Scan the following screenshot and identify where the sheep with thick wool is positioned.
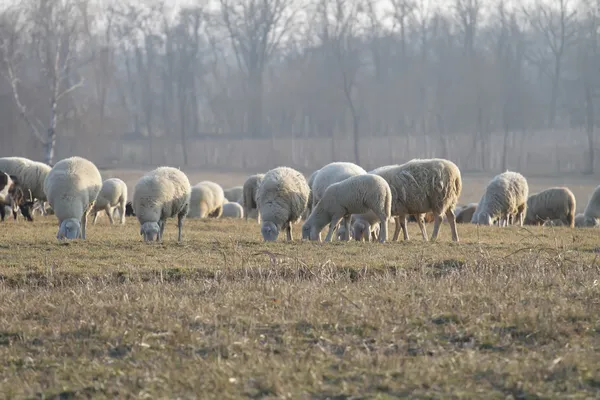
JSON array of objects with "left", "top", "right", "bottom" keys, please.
[
  {"left": 351, "top": 210, "right": 382, "bottom": 242},
  {"left": 44, "top": 157, "right": 102, "bottom": 240},
  {"left": 455, "top": 203, "right": 478, "bottom": 223},
  {"left": 188, "top": 181, "right": 225, "bottom": 218},
  {"left": 224, "top": 186, "right": 243, "bottom": 203},
  {"left": 0, "top": 157, "right": 52, "bottom": 214},
  {"left": 372, "top": 158, "right": 462, "bottom": 242},
  {"left": 258, "top": 167, "right": 310, "bottom": 241},
  {"left": 524, "top": 187, "right": 576, "bottom": 227},
  {"left": 91, "top": 178, "right": 128, "bottom": 225},
  {"left": 221, "top": 200, "right": 244, "bottom": 219},
  {"left": 133, "top": 167, "right": 191, "bottom": 242},
  {"left": 302, "top": 174, "right": 391, "bottom": 243},
  {"left": 472, "top": 171, "right": 528, "bottom": 227},
  {"left": 242, "top": 173, "right": 264, "bottom": 222},
  {"left": 311, "top": 162, "right": 366, "bottom": 239}
]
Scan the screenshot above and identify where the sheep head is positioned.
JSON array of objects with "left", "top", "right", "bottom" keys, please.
[
  {"left": 261, "top": 221, "right": 280, "bottom": 241},
  {"left": 57, "top": 218, "right": 81, "bottom": 240},
  {"left": 474, "top": 212, "right": 493, "bottom": 226},
  {"left": 352, "top": 221, "right": 369, "bottom": 241},
  {"left": 140, "top": 221, "right": 160, "bottom": 242}
]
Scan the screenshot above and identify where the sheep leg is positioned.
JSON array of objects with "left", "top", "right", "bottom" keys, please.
[
  {"left": 400, "top": 217, "right": 409, "bottom": 241},
  {"left": 392, "top": 217, "right": 402, "bottom": 241},
  {"left": 416, "top": 215, "right": 428, "bottom": 241},
  {"left": 445, "top": 208, "right": 459, "bottom": 242},
  {"left": 286, "top": 222, "right": 293, "bottom": 241},
  {"left": 378, "top": 218, "right": 388, "bottom": 243},
  {"left": 430, "top": 214, "right": 444, "bottom": 241},
  {"left": 119, "top": 202, "right": 126, "bottom": 224},
  {"left": 0, "top": 205, "right": 5, "bottom": 222},
  {"left": 105, "top": 207, "right": 115, "bottom": 225},
  {"left": 325, "top": 215, "right": 343, "bottom": 242},
  {"left": 159, "top": 219, "right": 166, "bottom": 241},
  {"left": 81, "top": 212, "right": 88, "bottom": 240},
  {"left": 92, "top": 210, "right": 99, "bottom": 225},
  {"left": 177, "top": 214, "right": 184, "bottom": 242},
  {"left": 340, "top": 216, "right": 351, "bottom": 241}
]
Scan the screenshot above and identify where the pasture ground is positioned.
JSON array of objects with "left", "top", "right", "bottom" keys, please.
[{"left": 1, "top": 172, "right": 600, "bottom": 398}]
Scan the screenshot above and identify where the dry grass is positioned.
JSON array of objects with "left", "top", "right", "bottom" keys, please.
[{"left": 2, "top": 171, "right": 600, "bottom": 398}]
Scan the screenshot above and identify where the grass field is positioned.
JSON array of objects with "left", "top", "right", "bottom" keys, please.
[{"left": 1, "top": 172, "right": 600, "bottom": 398}]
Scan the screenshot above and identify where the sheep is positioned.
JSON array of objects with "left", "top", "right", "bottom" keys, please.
[
  {"left": 224, "top": 186, "right": 243, "bottom": 203},
  {"left": 0, "top": 171, "right": 14, "bottom": 222},
  {"left": 44, "top": 156, "right": 103, "bottom": 240},
  {"left": 455, "top": 203, "right": 478, "bottom": 223},
  {"left": 242, "top": 173, "right": 264, "bottom": 223},
  {"left": 303, "top": 169, "right": 321, "bottom": 219},
  {"left": 125, "top": 201, "right": 135, "bottom": 216},
  {"left": 372, "top": 158, "right": 462, "bottom": 242},
  {"left": 133, "top": 166, "right": 191, "bottom": 242},
  {"left": 91, "top": 178, "right": 128, "bottom": 225},
  {"left": 0, "top": 157, "right": 52, "bottom": 211},
  {"left": 187, "top": 181, "right": 225, "bottom": 218},
  {"left": 583, "top": 185, "right": 600, "bottom": 220},
  {"left": 302, "top": 174, "right": 391, "bottom": 243},
  {"left": 258, "top": 166, "right": 310, "bottom": 241},
  {"left": 575, "top": 213, "right": 599, "bottom": 228},
  {"left": 7, "top": 181, "right": 34, "bottom": 222},
  {"left": 524, "top": 187, "right": 576, "bottom": 227},
  {"left": 351, "top": 211, "right": 382, "bottom": 242},
  {"left": 222, "top": 201, "right": 244, "bottom": 219},
  {"left": 311, "top": 162, "right": 367, "bottom": 239},
  {"left": 472, "top": 171, "right": 528, "bottom": 227}
]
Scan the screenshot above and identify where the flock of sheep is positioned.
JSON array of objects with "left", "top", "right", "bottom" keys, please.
[{"left": 1, "top": 155, "right": 599, "bottom": 242}]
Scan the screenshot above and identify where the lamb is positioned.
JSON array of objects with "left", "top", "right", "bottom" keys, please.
[
  {"left": 574, "top": 213, "right": 599, "bottom": 228},
  {"left": 223, "top": 186, "right": 243, "bottom": 203},
  {"left": 303, "top": 169, "right": 321, "bottom": 219},
  {"left": 372, "top": 158, "right": 462, "bottom": 242},
  {"left": 257, "top": 166, "right": 310, "bottom": 241},
  {"left": 351, "top": 211, "right": 382, "bottom": 242},
  {"left": 0, "top": 157, "right": 52, "bottom": 209},
  {"left": 187, "top": 181, "right": 225, "bottom": 218},
  {"left": 302, "top": 174, "right": 391, "bottom": 243},
  {"left": 7, "top": 180, "right": 34, "bottom": 222},
  {"left": 311, "top": 162, "right": 366, "bottom": 239},
  {"left": 242, "top": 173, "right": 264, "bottom": 223},
  {"left": 91, "top": 178, "right": 128, "bottom": 225},
  {"left": 472, "top": 171, "right": 528, "bottom": 227},
  {"left": 43, "top": 156, "right": 103, "bottom": 240},
  {"left": 524, "top": 187, "right": 576, "bottom": 227},
  {"left": 455, "top": 203, "right": 478, "bottom": 223},
  {"left": 132, "top": 166, "right": 191, "bottom": 242},
  {"left": 221, "top": 201, "right": 244, "bottom": 219}
]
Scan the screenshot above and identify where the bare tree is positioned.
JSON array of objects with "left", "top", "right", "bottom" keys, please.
[
  {"left": 524, "top": 0, "right": 577, "bottom": 128},
  {"left": 218, "top": 0, "right": 298, "bottom": 138},
  {"left": 0, "top": 0, "right": 87, "bottom": 165}
]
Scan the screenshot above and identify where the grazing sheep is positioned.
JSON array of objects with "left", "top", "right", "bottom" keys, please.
[
  {"left": 575, "top": 213, "right": 599, "bottom": 228},
  {"left": 258, "top": 167, "right": 310, "bottom": 241},
  {"left": 224, "top": 186, "right": 243, "bottom": 203},
  {"left": 303, "top": 169, "right": 321, "bottom": 219},
  {"left": 583, "top": 185, "right": 600, "bottom": 220},
  {"left": 91, "top": 178, "right": 128, "bottom": 225},
  {"left": 133, "top": 166, "right": 191, "bottom": 242},
  {"left": 311, "top": 162, "right": 367, "bottom": 239},
  {"left": 242, "top": 173, "right": 264, "bottom": 223},
  {"left": 455, "top": 203, "right": 478, "bottom": 223},
  {"left": 524, "top": 187, "right": 576, "bottom": 227},
  {"left": 44, "top": 157, "right": 103, "bottom": 240},
  {"left": 472, "top": 171, "right": 528, "bottom": 227},
  {"left": 351, "top": 211, "right": 382, "bottom": 242},
  {"left": 302, "top": 174, "right": 391, "bottom": 243},
  {"left": 222, "top": 201, "right": 244, "bottom": 219},
  {"left": 188, "top": 181, "right": 225, "bottom": 218},
  {"left": 372, "top": 158, "right": 462, "bottom": 242},
  {"left": 7, "top": 181, "right": 34, "bottom": 222},
  {"left": 0, "top": 157, "right": 52, "bottom": 208},
  {"left": 125, "top": 201, "right": 135, "bottom": 216}
]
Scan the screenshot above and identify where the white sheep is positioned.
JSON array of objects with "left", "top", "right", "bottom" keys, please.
[
  {"left": 44, "top": 156, "right": 102, "bottom": 240},
  {"left": 223, "top": 186, "right": 243, "bottom": 203},
  {"left": 372, "top": 158, "right": 462, "bottom": 242},
  {"left": 455, "top": 203, "right": 478, "bottom": 223},
  {"left": 187, "top": 181, "right": 225, "bottom": 218},
  {"left": 0, "top": 157, "right": 52, "bottom": 214},
  {"left": 311, "top": 162, "right": 366, "bottom": 239},
  {"left": 242, "top": 173, "right": 265, "bottom": 223},
  {"left": 133, "top": 166, "right": 191, "bottom": 242},
  {"left": 351, "top": 211, "right": 382, "bottom": 242},
  {"left": 472, "top": 171, "right": 528, "bottom": 227},
  {"left": 258, "top": 166, "right": 310, "bottom": 241},
  {"left": 222, "top": 201, "right": 244, "bottom": 219},
  {"left": 91, "top": 178, "right": 128, "bottom": 225},
  {"left": 524, "top": 187, "right": 576, "bottom": 227},
  {"left": 302, "top": 174, "right": 391, "bottom": 243},
  {"left": 574, "top": 213, "right": 599, "bottom": 228},
  {"left": 583, "top": 185, "right": 600, "bottom": 220}
]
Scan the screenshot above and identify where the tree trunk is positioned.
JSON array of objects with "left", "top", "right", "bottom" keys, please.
[
  {"left": 248, "top": 69, "right": 264, "bottom": 138},
  {"left": 353, "top": 112, "right": 360, "bottom": 165},
  {"left": 585, "top": 84, "right": 594, "bottom": 174},
  {"left": 549, "top": 61, "right": 561, "bottom": 128}
]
